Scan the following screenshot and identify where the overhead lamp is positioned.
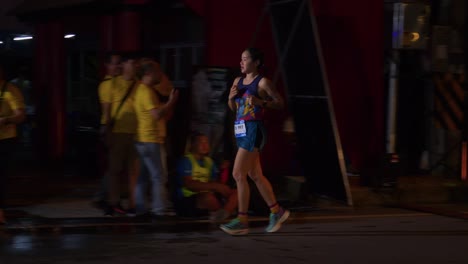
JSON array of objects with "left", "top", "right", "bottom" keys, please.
[
  {"left": 12, "top": 34, "right": 76, "bottom": 41},
  {"left": 13, "top": 36, "right": 33, "bottom": 41}
]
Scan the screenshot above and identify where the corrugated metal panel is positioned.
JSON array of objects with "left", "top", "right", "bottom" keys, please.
[{"left": 433, "top": 73, "right": 465, "bottom": 131}]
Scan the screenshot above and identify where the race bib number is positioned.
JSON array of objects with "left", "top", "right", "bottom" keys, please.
[{"left": 234, "top": 120, "right": 247, "bottom": 137}]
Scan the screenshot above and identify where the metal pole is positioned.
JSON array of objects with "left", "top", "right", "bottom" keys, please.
[
  {"left": 387, "top": 51, "right": 399, "bottom": 154},
  {"left": 461, "top": 0, "right": 468, "bottom": 180},
  {"left": 306, "top": 0, "right": 352, "bottom": 205},
  {"left": 387, "top": 2, "right": 404, "bottom": 155},
  {"left": 271, "top": 0, "right": 307, "bottom": 85}
]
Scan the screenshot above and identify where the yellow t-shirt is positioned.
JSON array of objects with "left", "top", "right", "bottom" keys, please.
[
  {"left": 0, "top": 81, "right": 25, "bottom": 140},
  {"left": 101, "top": 76, "right": 137, "bottom": 134},
  {"left": 97, "top": 75, "right": 115, "bottom": 125},
  {"left": 134, "top": 83, "right": 166, "bottom": 143}
]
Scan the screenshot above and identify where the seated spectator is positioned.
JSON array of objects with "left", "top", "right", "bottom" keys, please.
[{"left": 176, "top": 132, "right": 237, "bottom": 222}]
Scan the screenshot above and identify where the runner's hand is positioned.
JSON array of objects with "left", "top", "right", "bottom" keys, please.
[{"left": 229, "top": 85, "right": 238, "bottom": 100}]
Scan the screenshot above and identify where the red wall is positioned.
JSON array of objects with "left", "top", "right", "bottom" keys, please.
[
  {"left": 34, "top": 22, "right": 66, "bottom": 163},
  {"left": 313, "top": 0, "right": 385, "bottom": 172}
]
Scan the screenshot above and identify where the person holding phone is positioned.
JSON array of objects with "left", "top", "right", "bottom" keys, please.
[{"left": 133, "top": 59, "right": 179, "bottom": 217}]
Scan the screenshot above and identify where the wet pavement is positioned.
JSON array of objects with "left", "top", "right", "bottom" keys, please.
[
  {"left": 2, "top": 210, "right": 468, "bottom": 264},
  {"left": 3, "top": 161, "right": 468, "bottom": 263}
]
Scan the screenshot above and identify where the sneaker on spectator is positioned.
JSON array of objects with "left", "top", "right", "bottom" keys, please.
[
  {"left": 104, "top": 204, "right": 127, "bottom": 216},
  {"left": 126, "top": 208, "right": 137, "bottom": 217},
  {"left": 113, "top": 204, "right": 127, "bottom": 215},
  {"left": 153, "top": 207, "right": 177, "bottom": 217}
]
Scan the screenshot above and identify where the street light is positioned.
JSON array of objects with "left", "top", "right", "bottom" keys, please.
[
  {"left": 12, "top": 34, "right": 76, "bottom": 41},
  {"left": 13, "top": 36, "right": 33, "bottom": 41}
]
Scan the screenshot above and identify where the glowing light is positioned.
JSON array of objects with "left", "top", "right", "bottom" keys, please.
[
  {"left": 410, "top": 32, "right": 420, "bottom": 42},
  {"left": 13, "top": 36, "right": 33, "bottom": 41}
]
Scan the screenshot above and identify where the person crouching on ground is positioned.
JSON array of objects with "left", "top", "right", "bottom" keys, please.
[{"left": 176, "top": 132, "right": 238, "bottom": 222}]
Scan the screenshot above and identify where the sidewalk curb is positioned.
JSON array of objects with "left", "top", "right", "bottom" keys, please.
[{"left": 399, "top": 204, "right": 468, "bottom": 220}]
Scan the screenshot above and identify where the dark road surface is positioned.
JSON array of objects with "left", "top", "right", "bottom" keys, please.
[{"left": 1, "top": 209, "right": 468, "bottom": 264}]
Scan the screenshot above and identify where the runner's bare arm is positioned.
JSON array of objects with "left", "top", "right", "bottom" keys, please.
[{"left": 259, "top": 78, "right": 284, "bottom": 110}]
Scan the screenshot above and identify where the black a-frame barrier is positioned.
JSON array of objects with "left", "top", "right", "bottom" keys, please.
[{"left": 265, "top": 0, "right": 352, "bottom": 205}]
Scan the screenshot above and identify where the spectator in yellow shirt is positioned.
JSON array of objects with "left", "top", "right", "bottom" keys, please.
[
  {"left": 100, "top": 53, "right": 139, "bottom": 216},
  {"left": 133, "top": 59, "right": 179, "bottom": 217},
  {"left": 0, "top": 63, "right": 25, "bottom": 224},
  {"left": 98, "top": 52, "right": 122, "bottom": 128},
  {"left": 93, "top": 52, "right": 122, "bottom": 210},
  {"left": 176, "top": 132, "right": 237, "bottom": 222}
]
